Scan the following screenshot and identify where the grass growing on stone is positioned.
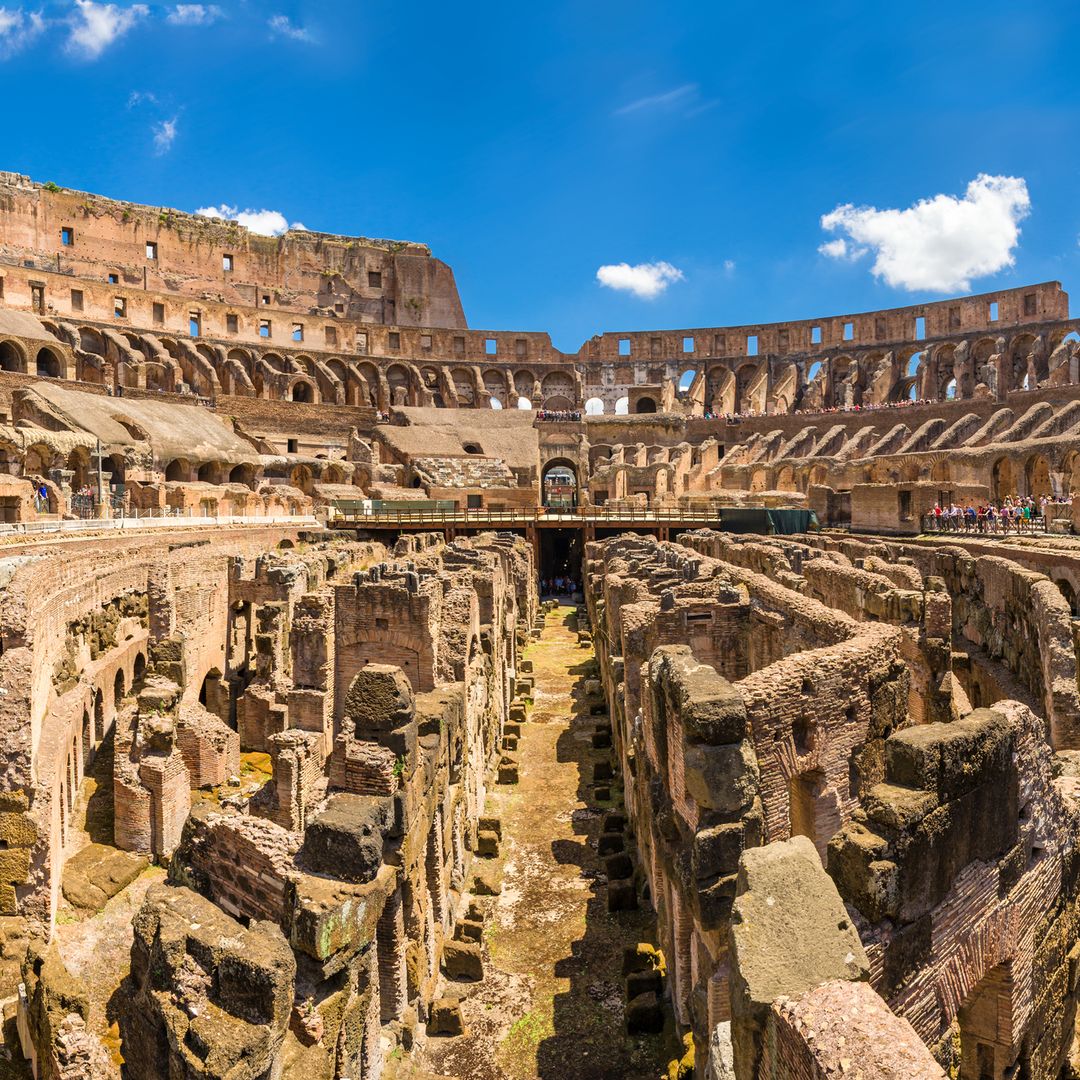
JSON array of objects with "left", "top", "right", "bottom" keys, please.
[{"left": 398, "top": 604, "right": 678, "bottom": 1080}]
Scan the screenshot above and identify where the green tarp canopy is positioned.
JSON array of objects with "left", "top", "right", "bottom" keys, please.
[{"left": 716, "top": 507, "right": 819, "bottom": 535}]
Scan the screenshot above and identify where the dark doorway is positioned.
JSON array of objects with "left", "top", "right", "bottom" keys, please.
[{"left": 539, "top": 529, "right": 583, "bottom": 597}]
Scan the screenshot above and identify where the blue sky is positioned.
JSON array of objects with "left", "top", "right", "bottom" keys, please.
[{"left": 1, "top": 1, "right": 1078, "bottom": 350}]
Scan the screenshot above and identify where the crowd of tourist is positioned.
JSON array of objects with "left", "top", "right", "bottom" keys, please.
[
  {"left": 927, "top": 495, "right": 1072, "bottom": 533},
  {"left": 541, "top": 575, "right": 580, "bottom": 596},
  {"left": 536, "top": 409, "right": 582, "bottom": 422}
]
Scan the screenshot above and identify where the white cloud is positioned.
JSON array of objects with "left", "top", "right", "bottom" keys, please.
[
  {"left": 615, "top": 83, "right": 697, "bottom": 116},
  {"left": 268, "top": 13, "right": 313, "bottom": 41},
  {"left": 66, "top": 0, "right": 147, "bottom": 59},
  {"left": 0, "top": 7, "right": 45, "bottom": 58},
  {"left": 166, "top": 4, "right": 222, "bottom": 25},
  {"left": 152, "top": 116, "right": 177, "bottom": 154},
  {"left": 817, "top": 238, "right": 849, "bottom": 259},
  {"left": 126, "top": 88, "right": 156, "bottom": 107},
  {"left": 596, "top": 261, "right": 684, "bottom": 300},
  {"left": 195, "top": 204, "right": 306, "bottom": 236},
  {"left": 723, "top": 258, "right": 736, "bottom": 274},
  {"left": 819, "top": 174, "right": 1031, "bottom": 292}
]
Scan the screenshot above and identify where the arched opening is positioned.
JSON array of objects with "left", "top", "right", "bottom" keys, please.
[
  {"left": 635, "top": 396, "right": 657, "bottom": 414},
  {"left": 197, "top": 462, "right": 222, "bottom": 484},
  {"left": 614, "top": 396, "right": 629, "bottom": 415},
  {"left": 67, "top": 447, "right": 91, "bottom": 491},
  {"left": 93, "top": 690, "right": 104, "bottom": 752},
  {"left": 906, "top": 352, "right": 924, "bottom": 378},
  {"left": 944, "top": 377, "right": 957, "bottom": 400},
  {"left": 35, "top": 347, "right": 61, "bottom": 378},
  {"left": 584, "top": 397, "right": 604, "bottom": 415},
  {"left": 229, "top": 463, "right": 255, "bottom": 488},
  {"left": 1025, "top": 453, "right": 1052, "bottom": 498},
  {"left": 807, "top": 361, "right": 823, "bottom": 382},
  {"left": 489, "top": 397, "right": 503, "bottom": 409},
  {"left": 957, "top": 962, "right": 1019, "bottom": 1080},
  {"left": 542, "top": 459, "right": 578, "bottom": 509},
  {"left": 114, "top": 668, "right": 125, "bottom": 706},
  {"left": 133, "top": 653, "right": 146, "bottom": 687},
  {"left": 290, "top": 464, "right": 314, "bottom": 495},
  {"left": 992, "top": 458, "right": 1015, "bottom": 503},
  {"left": 516, "top": 396, "right": 532, "bottom": 410},
  {"left": 678, "top": 369, "right": 696, "bottom": 392},
  {"left": 291, "top": 380, "right": 314, "bottom": 403},
  {"left": 0, "top": 341, "right": 24, "bottom": 373},
  {"left": 164, "top": 459, "right": 186, "bottom": 482}
]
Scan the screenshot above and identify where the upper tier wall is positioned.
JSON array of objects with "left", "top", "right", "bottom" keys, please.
[{"left": 0, "top": 172, "right": 467, "bottom": 330}]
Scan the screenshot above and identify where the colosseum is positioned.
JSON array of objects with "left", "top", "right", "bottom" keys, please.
[{"left": 0, "top": 172, "right": 1079, "bottom": 1080}]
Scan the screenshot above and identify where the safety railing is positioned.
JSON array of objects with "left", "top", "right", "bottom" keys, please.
[
  {"left": 329, "top": 504, "right": 725, "bottom": 527},
  {"left": 0, "top": 513, "right": 318, "bottom": 538}
]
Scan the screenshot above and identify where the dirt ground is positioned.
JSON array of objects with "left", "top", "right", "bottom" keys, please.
[{"left": 391, "top": 605, "right": 678, "bottom": 1080}]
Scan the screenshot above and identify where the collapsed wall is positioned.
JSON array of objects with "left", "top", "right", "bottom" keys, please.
[
  {"left": 585, "top": 531, "right": 1080, "bottom": 1079},
  {"left": 1, "top": 524, "right": 536, "bottom": 1078}
]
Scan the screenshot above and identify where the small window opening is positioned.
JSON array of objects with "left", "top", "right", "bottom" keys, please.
[
  {"left": 453, "top": 336, "right": 465, "bottom": 356},
  {"left": 989, "top": 301, "right": 999, "bottom": 321},
  {"left": 152, "top": 302, "right": 165, "bottom": 325},
  {"left": 261, "top": 294, "right": 271, "bottom": 306},
  {"left": 368, "top": 270, "right": 382, "bottom": 288},
  {"left": 70, "top": 289, "right": 83, "bottom": 312},
  {"left": 485, "top": 338, "right": 497, "bottom": 355},
  {"left": 114, "top": 297, "right": 127, "bottom": 319},
  {"left": 388, "top": 332, "right": 401, "bottom": 350},
  {"left": 287, "top": 439, "right": 298, "bottom": 454},
  {"left": 108, "top": 273, "right": 119, "bottom": 285},
  {"left": 259, "top": 319, "right": 271, "bottom": 338},
  {"left": 683, "top": 336, "right": 694, "bottom": 353},
  {"left": 747, "top": 334, "right": 758, "bottom": 356},
  {"left": 355, "top": 331, "right": 368, "bottom": 353},
  {"left": 915, "top": 316, "right": 926, "bottom": 340},
  {"left": 146, "top": 241, "right": 157, "bottom": 260},
  {"left": 189, "top": 312, "right": 201, "bottom": 337},
  {"left": 1024, "top": 293, "right": 1037, "bottom": 316},
  {"left": 843, "top": 321, "right": 854, "bottom": 341},
  {"left": 619, "top": 338, "right": 631, "bottom": 356},
  {"left": 811, "top": 325, "right": 822, "bottom": 344},
  {"left": 421, "top": 334, "right": 432, "bottom": 351},
  {"left": 292, "top": 323, "right": 304, "bottom": 342},
  {"left": 223, "top": 253, "right": 234, "bottom": 272},
  {"left": 226, "top": 313, "right": 239, "bottom": 333},
  {"left": 61, "top": 227, "right": 74, "bottom": 247},
  {"left": 324, "top": 325, "right": 337, "bottom": 345}
]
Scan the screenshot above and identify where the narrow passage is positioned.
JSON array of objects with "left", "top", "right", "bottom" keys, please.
[{"left": 394, "top": 604, "right": 676, "bottom": 1080}]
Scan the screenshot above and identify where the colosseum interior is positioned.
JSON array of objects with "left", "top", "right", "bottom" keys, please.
[{"left": 2, "top": 172, "right": 1080, "bottom": 1079}]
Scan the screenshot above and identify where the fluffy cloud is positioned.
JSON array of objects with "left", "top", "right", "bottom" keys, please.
[
  {"left": 596, "top": 261, "right": 684, "bottom": 300},
  {"left": 268, "top": 13, "right": 312, "bottom": 41},
  {"left": 0, "top": 7, "right": 44, "bottom": 57},
  {"left": 66, "top": 0, "right": 147, "bottom": 59},
  {"left": 819, "top": 174, "right": 1031, "bottom": 292},
  {"left": 166, "top": 4, "right": 222, "bottom": 25},
  {"left": 152, "top": 116, "right": 177, "bottom": 154},
  {"left": 195, "top": 204, "right": 306, "bottom": 236}
]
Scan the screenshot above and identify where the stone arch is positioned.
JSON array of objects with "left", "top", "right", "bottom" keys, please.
[
  {"left": 542, "top": 457, "right": 578, "bottom": 508},
  {"left": 635, "top": 396, "right": 657, "bottom": 414},
  {"left": 992, "top": 457, "right": 1015, "bottom": 503},
  {"left": 584, "top": 396, "right": 604, "bottom": 415},
  {"left": 164, "top": 459, "right": 189, "bottom": 482},
  {"left": 35, "top": 346, "right": 62, "bottom": 378},
  {"left": 0, "top": 340, "right": 26, "bottom": 373},
  {"left": 1025, "top": 452, "right": 1052, "bottom": 498},
  {"left": 289, "top": 377, "right": 317, "bottom": 404}
]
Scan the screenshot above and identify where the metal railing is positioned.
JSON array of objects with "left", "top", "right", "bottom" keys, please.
[
  {"left": 0, "top": 513, "right": 317, "bottom": 538},
  {"left": 329, "top": 504, "right": 725, "bottom": 527}
]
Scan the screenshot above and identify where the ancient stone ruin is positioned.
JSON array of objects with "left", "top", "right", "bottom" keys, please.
[{"left": 1, "top": 175, "right": 1080, "bottom": 1079}]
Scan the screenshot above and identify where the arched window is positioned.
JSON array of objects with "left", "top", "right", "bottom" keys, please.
[
  {"left": 517, "top": 396, "right": 533, "bottom": 410},
  {"left": 615, "top": 396, "right": 629, "bottom": 414},
  {"left": 584, "top": 397, "right": 604, "bottom": 415},
  {"left": 490, "top": 397, "right": 503, "bottom": 409}
]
